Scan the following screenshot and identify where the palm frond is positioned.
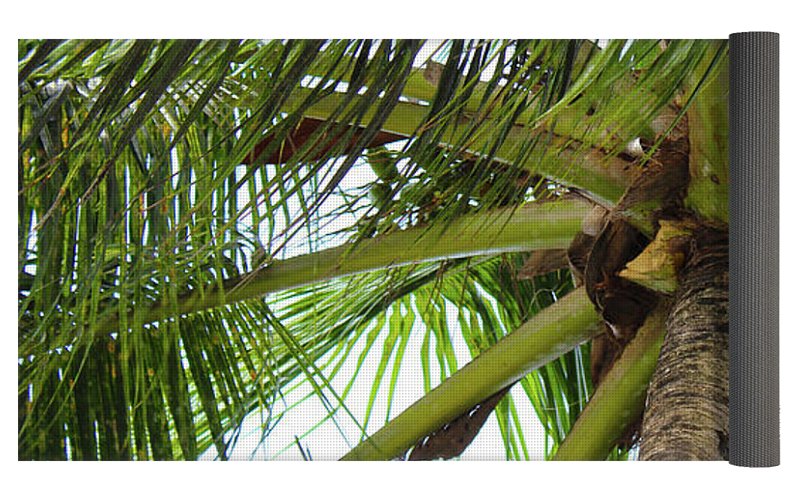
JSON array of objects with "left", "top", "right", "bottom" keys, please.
[{"left": 19, "top": 39, "right": 722, "bottom": 460}]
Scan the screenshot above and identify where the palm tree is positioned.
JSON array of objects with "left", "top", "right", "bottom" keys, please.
[{"left": 18, "top": 39, "right": 728, "bottom": 461}]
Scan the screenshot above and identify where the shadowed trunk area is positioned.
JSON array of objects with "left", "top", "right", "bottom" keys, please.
[{"left": 639, "top": 228, "right": 728, "bottom": 460}]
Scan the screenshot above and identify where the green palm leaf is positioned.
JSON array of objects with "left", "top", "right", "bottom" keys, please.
[{"left": 18, "top": 39, "right": 725, "bottom": 460}]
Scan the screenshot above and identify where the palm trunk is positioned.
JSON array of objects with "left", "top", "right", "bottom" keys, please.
[{"left": 639, "top": 229, "right": 728, "bottom": 460}]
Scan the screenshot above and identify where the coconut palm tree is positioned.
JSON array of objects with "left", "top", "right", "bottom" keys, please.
[{"left": 18, "top": 39, "right": 728, "bottom": 461}]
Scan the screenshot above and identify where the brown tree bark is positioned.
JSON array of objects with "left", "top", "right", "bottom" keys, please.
[{"left": 639, "top": 228, "right": 729, "bottom": 460}]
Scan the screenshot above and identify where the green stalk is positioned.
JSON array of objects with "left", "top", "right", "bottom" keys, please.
[
  {"left": 552, "top": 302, "right": 669, "bottom": 460},
  {"left": 310, "top": 40, "right": 654, "bottom": 152},
  {"left": 277, "top": 87, "right": 631, "bottom": 206},
  {"left": 92, "top": 198, "right": 590, "bottom": 338},
  {"left": 341, "top": 288, "right": 601, "bottom": 461},
  {"left": 684, "top": 41, "right": 729, "bottom": 224}
]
